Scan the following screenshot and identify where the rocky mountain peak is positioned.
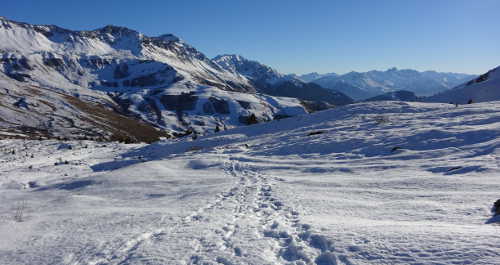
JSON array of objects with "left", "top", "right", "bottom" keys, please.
[
  {"left": 155, "top": 33, "right": 180, "bottom": 43},
  {"left": 95, "top": 25, "right": 140, "bottom": 36},
  {"left": 213, "top": 54, "right": 282, "bottom": 83}
]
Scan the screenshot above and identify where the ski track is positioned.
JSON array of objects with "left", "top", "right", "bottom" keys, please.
[{"left": 64, "top": 149, "right": 351, "bottom": 265}]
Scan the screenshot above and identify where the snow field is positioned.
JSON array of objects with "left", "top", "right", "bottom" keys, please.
[{"left": 1, "top": 101, "right": 500, "bottom": 264}]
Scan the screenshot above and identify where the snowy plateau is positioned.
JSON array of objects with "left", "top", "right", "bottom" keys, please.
[{"left": 1, "top": 101, "right": 500, "bottom": 265}]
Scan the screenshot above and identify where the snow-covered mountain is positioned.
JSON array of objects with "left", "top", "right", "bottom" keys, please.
[
  {"left": 296, "top": 72, "right": 338, "bottom": 82},
  {"left": 310, "top": 67, "right": 475, "bottom": 100},
  {"left": 364, "top": 90, "right": 419, "bottom": 102},
  {"left": 212, "top": 55, "right": 283, "bottom": 85},
  {"left": 213, "top": 55, "right": 353, "bottom": 108},
  {"left": 0, "top": 17, "right": 308, "bottom": 140},
  {"left": 427, "top": 66, "right": 500, "bottom": 104},
  {"left": 0, "top": 71, "right": 170, "bottom": 142}
]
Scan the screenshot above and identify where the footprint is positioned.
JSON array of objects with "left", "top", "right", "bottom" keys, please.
[
  {"left": 216, "top": 256, "right": 234, "bottom": 265},
  {"left": 280, "top": 240, "right": 310, "bottom": 262},
  {"left": 234, "top": 247, "right": 242, "bottom": 257},
  {"left": 189, "top": 255, "right": 201, "bottom": 264},
  {"left": 315, "top": 252, "right": 338, "bottom": 265},
  {"left": 309, "top": 234, "right": 334, "bottom": 252}
]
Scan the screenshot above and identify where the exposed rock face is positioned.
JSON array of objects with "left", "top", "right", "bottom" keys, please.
[
  {"left": 43, "top": 58, "right": 65, "bottom": 68},
  {"left": 494, "top": 199, "right": 500, "bottom": 216},
  {"left": 124, "top": 74, "right": 161, "bottom": 87},
  {"left": 114, "top": 64, "right": 130, "bottom": 79},
  {"left": 237, "top": 100, "right": 252, "bottom": 109},
  {"left": 466, "top": 71, "right": 490, "bottom": 85},
  {"left": 208, "top": 97, "right": 230, "bottom": 114},
  {"left": 160, "top": 92, "right": 198, "bottom": 111},
  {"left": 239, "top": 113, "right": 259, "bottom": 125},
  {"left": 300, "top": 100, "right": 336, "bottom": 113},
  {"left": 6, "top": 72, "right": 31, "bottom": 82}
]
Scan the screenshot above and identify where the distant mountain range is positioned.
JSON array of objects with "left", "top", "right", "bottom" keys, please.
[
  {"left": 292, "top": 72, "right": 338, "bottom": 82},
  {"left": 297, "top": 68, "right": 475, "bottom": 100}
]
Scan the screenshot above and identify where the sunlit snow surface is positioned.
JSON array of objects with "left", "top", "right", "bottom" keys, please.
[{"left": 1, "top": 101, "right": 500, "bottom": 265}]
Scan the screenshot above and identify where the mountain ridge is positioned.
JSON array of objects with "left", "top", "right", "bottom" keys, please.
[
  {"left": 213, "top": 54, "right": 354, "bottom": 108},
  {"left": 427, "top": 66, "right": 500, "bottom": 104},
  {"left": 300, "top": 67, "right": 475, "bottom": 100},
  {"left": 0, "top": 17, "right": 309, "bottom": 140}
]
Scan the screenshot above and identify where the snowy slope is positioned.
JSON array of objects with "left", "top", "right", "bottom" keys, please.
[
  {"left": 0, "top": 17, "right": 308, "bottom": 137},
  {"left": 428, "top": 66, "right": 500, "bottom": 104},
  {"left": 0, "top": 18, "right": 252, "bottom": 92},
  {"left": 1, "top": 101, "right": 500, "bottom": 264},
  {"left": 312, "top": 67, "right": 475, "bottom": 100},
  {"left": 0, "top": 70, "right": 305, "bottom": 141},
  {"left": 213, "top": 54, "right": 283, "bottom": 85},
  {"left": 0, "top": 71, "right": 168, "bottom": 142},
  {"left": 213, "top": 55, "right": 353, "bottom": 107}
]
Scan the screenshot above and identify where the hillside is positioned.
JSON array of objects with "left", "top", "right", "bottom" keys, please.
[
  {"left": 428, "top": 66, "right": 500, "bottom": 104},
  {"left": 1, "top": 101, "right": 499, "bottom": 264},
  {"left": 0, "top": 17, "right": 308, "bottom": 139},
  {"left": 364, "top": 90, "right": 419, "bottom": 102}
]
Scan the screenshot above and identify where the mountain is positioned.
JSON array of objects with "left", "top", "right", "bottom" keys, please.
[
  {"left": 213, "top": 55, "right": 353, "bottom": 108},
  {"left": 296, "top": 72, "right": 338, "bottom": 82},
  {"left": 0, "top": 71, "right": 170, "bottom": 142},
  {"left": 0, "top": 17, "right": 308, "bottom": 140},
  {"left": 427, "top": 66, "right": 500, "bottom": 104},
  {"left": 364, "top": 90, "right": 419, "bottom": 102},
  {"left": 310, "top": 67, "right": 475, "bottom": 101}
]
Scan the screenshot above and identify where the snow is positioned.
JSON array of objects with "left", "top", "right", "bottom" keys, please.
[
  {"left": 1, "top": 101, "right": 500, "bottom": 264},
  {"left": 312, "top": 68, "right": 475, "bottom": 100},
  {"left": 130, "top": 82, "right": 308, "bottom": 133},
  {"left": 213, "top": 54, "right": 284, "bottom": 84},
  {"left": 0, "top": 17, "right": 309, "bottom": 135},
  {"left": 429, "top": 66, "right": 500, "bottom": 104}
]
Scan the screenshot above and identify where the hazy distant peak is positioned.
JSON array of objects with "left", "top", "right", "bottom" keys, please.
[
  {"left": 297, "top": 72, "right": 338, "bottom": 82},
  {"left": 310, "top": 67, "right": 476, "bottom": 100}
]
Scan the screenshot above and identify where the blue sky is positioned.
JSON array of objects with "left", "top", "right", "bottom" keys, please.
[{"left": 3, "top": 0, "right": 499, "bottom": 75}]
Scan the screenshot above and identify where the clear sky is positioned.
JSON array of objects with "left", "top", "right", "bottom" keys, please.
[{"left": 3, "top": 0, "right": 499, "bottom": 75}]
